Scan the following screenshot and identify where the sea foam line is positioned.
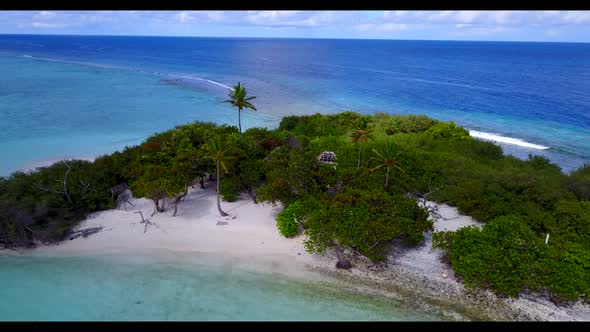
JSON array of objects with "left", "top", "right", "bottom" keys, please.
[
  {"left": 169, "top": 74, "right": 233, "bottom": 91},
  {"left": 469, "top": 130, "right": 549, "bottom": 150},
  {"left": 19, "top": 54, "right": 234, "bottom": 91}
]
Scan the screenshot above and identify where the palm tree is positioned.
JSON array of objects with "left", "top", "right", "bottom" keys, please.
[
  {"left": 204, "top": 138, "right": 233, "bottom": 217},
  {"left": 225, "top": 82, "right": 257, "bottom": 134},
  {"left": 370, "top": 141, "right": 405, "bottom": 191},
  {"left": 349, "top": 116, "right": 373, "bottom": 169}
]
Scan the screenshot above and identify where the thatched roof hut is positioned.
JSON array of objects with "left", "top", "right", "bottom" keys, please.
[{"left": 318, "top": 151, "right": 336, "bottom": 164}]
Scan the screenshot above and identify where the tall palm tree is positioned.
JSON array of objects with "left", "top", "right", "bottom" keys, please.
[
  {"left": 349, "top": 116, "right": 373, "bottom": 169},
  {"left": 370, "top": 141, "right": 405, "bottom": 191},
  {"left": 204, "top": 138, "right": 233, "bottom": 217},
  {"left": 225, "top": 82, "right": 257, "bottom": 134}
]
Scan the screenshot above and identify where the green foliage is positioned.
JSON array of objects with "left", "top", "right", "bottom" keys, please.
[
  {"left": 546, "top": 199, "right": 590, "bottom": 246},
  {"left": 426, "top": 121, "right": 471, "bottom": 140},
  {"left": 439, "top": 216, "right": 540, "bottom": 297},
  {"left": 225, "top": 82, "right": 256, "bottom": 133},
  {"left": 372, "top": 112, "right": 438, "bottom": 135},
  {"left": 436, "top": 215, "right": 590, "bottom": 301},
  {"left": 2, "top": 111, "right": 589, "bottom": 303},
  {"left": 567, "top": 164, "right": 590, "bottom": 201},
  {"left": 0, "top": 160, "right": 115, "bottom": 246},
  {"left": 256, "top": 146, "right": 322, "bottom": 206},
  {"left": 220, "top": 176, "right": 240, "bottom": 202},
  {"left": 304, "top": 188, "right": 432, "bottom": 262},
  {"left": 276, "top": 201, "right": 305, "bottom": 237}
]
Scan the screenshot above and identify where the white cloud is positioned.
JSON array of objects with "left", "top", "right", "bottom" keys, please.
[
  {"left": 1, "top": 10, "right": 590, "bottom": 41},
  {"left": 207, "top": 11, "right": 224, "bottom": 22},
  {"left": 379, "top": 23, "right": 407, "bottom": 31},
  {"left": 33, "top": 11, "right": 56, "bottom": 20},
  {"left": 448, "top": 26, "right": 509, "bottom": 38},
  {"left": 354, "top": 22, "right": 407, "bottom": 33},
  {"left": 245, "top": 11, "right": 336, "bottom": 27},
  {"left": 31, "top": 22, "right": 66, "bottom": 29},
  {"left": 176, "top": 11, "right": 193, "bottom": 24},
  {"left": 559, "top": 11, "right": 590, "bottom": 24}
]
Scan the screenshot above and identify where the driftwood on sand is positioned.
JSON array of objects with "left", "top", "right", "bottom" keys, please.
[
  {"left": 67, "top": 226, "right": 104, "bottom": 240},
  {"left": 133, "top": 211, "right": 163, "bottom": 233}
]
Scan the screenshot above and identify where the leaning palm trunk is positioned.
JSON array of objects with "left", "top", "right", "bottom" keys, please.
[{"left": 216, "top": 162, "right": 229, "bottom": 217}]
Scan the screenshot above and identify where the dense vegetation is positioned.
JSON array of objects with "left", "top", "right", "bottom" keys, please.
[{"left": 1, "top": 110, "right": 588, "bottom": 303}]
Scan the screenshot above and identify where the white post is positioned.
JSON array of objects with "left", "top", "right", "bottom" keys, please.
[{"left": 545, "top": 233, "right": 550, "bottom": 245}]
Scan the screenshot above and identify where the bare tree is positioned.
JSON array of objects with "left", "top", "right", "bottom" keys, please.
[
  {"left": 35, "top": 160, "right": 73, "bottom": 205},
  {"left": 133, "top": 211, "right": 163, "bottom": 233},
  {"left": 408, "top": 178, "right": 446, "bottom": 221}
]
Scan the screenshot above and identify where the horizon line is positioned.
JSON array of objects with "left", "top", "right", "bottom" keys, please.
[{"left": 1, "top": 32, "right": 588, "bottom": 44}]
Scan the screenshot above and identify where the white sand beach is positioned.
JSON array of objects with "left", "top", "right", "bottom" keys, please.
[
  {"left": 35, "top": 184, "right": 322, "bottom": 271},
  {"left": 32, "top": 182, "right": 590, "bottom": 321}
]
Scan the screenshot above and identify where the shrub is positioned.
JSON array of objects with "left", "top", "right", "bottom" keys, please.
[
  {"left": 220, "top": 176, "right": 240, "bottom": 202},
  {"left": 440, "top": 215, "right": 540, "bottom": 297},
  {"left": 276, "top": 201, "right": 304, "bottom": 237},
  {"left": 304, "top": 188, "right": 432, "bottom": 261},
  {"left": 426, "top": 121, "right": 471, "bottom": 140},
  {"left": 567, "top": 164, "right": 590, "bottom": 201}
]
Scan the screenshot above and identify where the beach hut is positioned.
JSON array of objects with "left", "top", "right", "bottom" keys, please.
[{"left": 317, "top": 151, "right": 337, "bottom": 164}]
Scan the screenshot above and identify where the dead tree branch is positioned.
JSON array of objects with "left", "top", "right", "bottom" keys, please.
[
  {"left": 133, "top": 211, "right": 163, "bottom": 233},
  {"left": 66, "top": 226, "right": 104, "bottom": 240}
]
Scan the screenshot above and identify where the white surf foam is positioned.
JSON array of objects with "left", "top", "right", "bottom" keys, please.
[
  {"left": 469, "top": 130, "right": 550, "bottom": 150},
  {"left": 169, "top": 74, "right": 233, "bottom": 91}
]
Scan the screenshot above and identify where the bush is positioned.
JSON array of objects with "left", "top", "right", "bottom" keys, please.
[
  {"left": 304, "top": 188, "right": 432, "bottom": 261},
  {"left": 276, "top": 201, "right": 304, "bottom": 237},
  {"left": 440, "top": 215, "right": 540, "bottom": 297},
  {"left": 530, "top": 243, "right": 590, "bottom": 302},
  {"left": 567, "top": 164, "right": 590, "bottom": 201},
  {"left": 220, "top": 176, "right": 240, "bottom": 202},
  {"left": 426, "top": 121, "right": 471, "bottom": 140}
]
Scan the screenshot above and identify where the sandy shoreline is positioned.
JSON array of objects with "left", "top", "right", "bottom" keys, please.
[{"left": 13, "top": 183, "right": 590, "bottom": 321}]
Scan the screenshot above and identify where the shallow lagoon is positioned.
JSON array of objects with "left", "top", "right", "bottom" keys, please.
[{"left": 0, "top": 251, "right": 449, "bottom": 321}]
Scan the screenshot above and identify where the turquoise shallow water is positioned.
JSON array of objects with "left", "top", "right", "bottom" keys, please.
[
  {"left": 0, "top": 55, "right": 276, "bottom": 175},
  {"left": 1, "top": 35, "right": 589, "bottom": 175},
  {"left": 0, "top": 252, "right": 447, "bottom": 321}
]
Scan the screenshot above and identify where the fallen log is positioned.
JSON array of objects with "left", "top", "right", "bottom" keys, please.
[{"left": 67, "top": 226, "right": 104, "bottom": 240}]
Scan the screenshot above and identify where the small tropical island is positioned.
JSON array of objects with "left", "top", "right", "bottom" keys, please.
[{"left": 1, "top": 83, "right": 589, "bottom": 321}]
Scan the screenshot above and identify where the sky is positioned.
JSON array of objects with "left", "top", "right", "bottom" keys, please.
[{"left": 1, "top": 11, "right": 590, "bottom": 42}]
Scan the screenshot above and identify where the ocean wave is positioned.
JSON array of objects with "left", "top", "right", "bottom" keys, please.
[
  {"left": 469, "top": 130, "right": 549, "bottom": 150},
  {"left": 16, "top": 54, "right": 233, "bottom": 92},
  {"left": 168, "top": 74, "right": 233, "bottom": 91}
]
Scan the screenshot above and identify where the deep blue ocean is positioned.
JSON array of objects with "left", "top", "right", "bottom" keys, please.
[{"left": 1, "top": 34, "right": 589, "bottom": 175}]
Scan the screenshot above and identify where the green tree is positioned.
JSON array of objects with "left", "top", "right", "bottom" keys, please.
[
  {"left": 204, "top": 137, "right": 234, "bottom": 216},
  {"left": 426, "top": 121, "right": 471, "bottom": 140},
  {"left": 370, "top": 140, "right": 405, "bottom": 191},
  {"left": 169, "top": 137, "right": 201, "bottom": 216},
  {"left": 225, "top": 82, "right": 257, "bottom": 134},
  {"left": 349, "top": 115, "right": 373, "bottom": 169},
  {"left": 304, "top": 188, "right": 432, "bottom": 265},
  {"left": 132, "top": 164, "right": 185, "bottom": 216},
  {"left": 433, "top": 215, "right": 541, "bottom": 297}
]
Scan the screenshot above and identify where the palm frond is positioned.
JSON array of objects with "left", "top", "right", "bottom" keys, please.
[
  {"left": 371, "top": 148, "right": 386, "bottom": 160},
  {"left": 219, "top": 160, "right": 228, "bottom": 173},
  {"left": 370, "top": 164, "right": 384, "bottom": 172}
]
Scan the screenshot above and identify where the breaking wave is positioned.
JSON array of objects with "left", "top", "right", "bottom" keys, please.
[{"left": 469, "top": 130, "right": 550, "bottom": 150}]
